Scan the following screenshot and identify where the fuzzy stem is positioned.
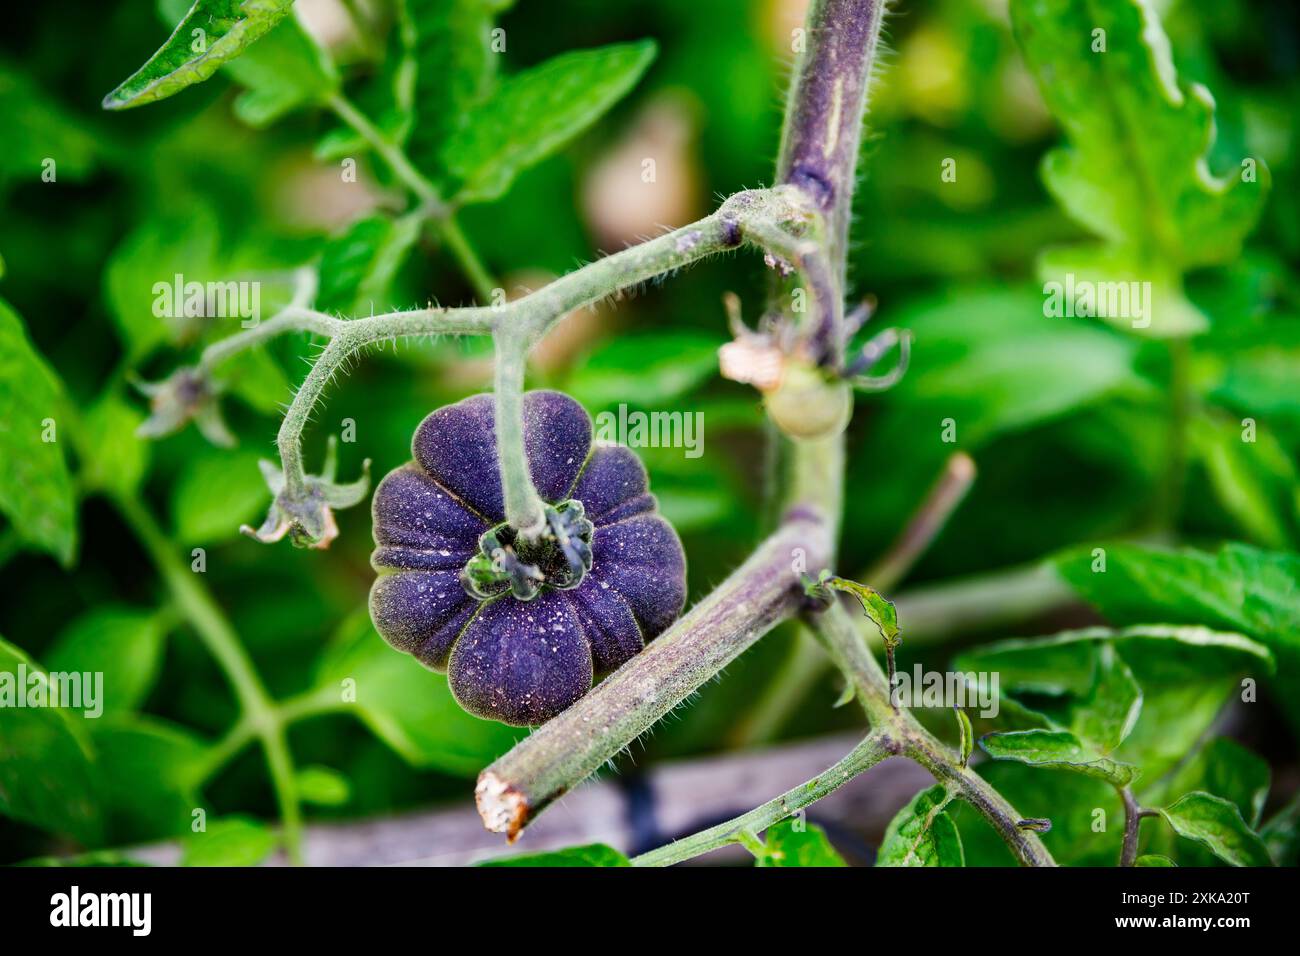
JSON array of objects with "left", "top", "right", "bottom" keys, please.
[
  {"left": 437, "top": 216, "right": 497, "bottom": 303},
  {"left": 1119, "top": 786, "right": 1144, "bottom": 866},
  {"left": 327, "top": 92, "right": 443, "bottom": 210},
  {"left": 111, "top": 492, "right": 305, "bottom": 864},
  {"left": 242, "top": 191, "right": 809, "bottom": 514},
  {"left": 776, "top": 0, "right": 887, "bottom": 284},
  {"left": 493, "top": 330, "right": 546, "bottom": 537},
  {"left": 632, "top": 729, "right": 897, "bottom": 866},
  {"left": 865, "top": 452, "right": 977, "bottom": 589},
  {"left": 812, "top": 600, "right": 1056, "bottom": 866},
  {"left": 476, "top": 512, "right": 834, "bottom": 840}
]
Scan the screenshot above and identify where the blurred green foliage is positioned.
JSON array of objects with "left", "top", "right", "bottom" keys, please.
[{"left": 0, "top": 0, "right": 1297, "bottom": 866}]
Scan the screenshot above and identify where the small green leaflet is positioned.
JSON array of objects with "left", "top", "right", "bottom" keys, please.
[
  {"left": 0, "top": 299, "right": 76, "bottom": 565},
  {"left": 181, "top": 816, "right": 279, "bottom": 866},
  {"left": 444, "top": 41, "right": 657, "bottom": 203},
  {"left": 295, "top": 765, "right": 350, "bottom": 807},
  {"left": 1160, "top": 792, "right": 1273, "bottom": 867},
  {"left": 104, "top": 1, "right": 298, "bottom": 110},
  {"left": 1135, "top": 854, "right": 1175, "bottom": 867},
  {"left": 315, "top": 213, "right": 423, "bottom": 316},
  {"left": 756, "top": 820, "right": 847, "bottom": 867},
  {"left": 1012, "top": 0, "right": 1269, "bottom": 336},
  {"left": 480, "top": 843, "right": 630, "bottom": 867},
  {"left": 877, "top": 786, "right": 964, "bottom": 867},
  {"left": 77, "top": 394, "right": 150, "bottom": 500},
  {"left": 810, "top": 572, "right": 900, "bottom": 647},
  {"left": 954, "top": 707, "right": 973, "bottom": 768},
  {"left": 979, "top": 729, "right": 1140, "bottom": 787}
]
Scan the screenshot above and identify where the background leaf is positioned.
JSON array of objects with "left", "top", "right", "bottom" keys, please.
[
  {"left": 445, "top": 41, "right": 657, "bottom": 202},
  {"left": 480, "top": 843, "right": 630, "bottom": 867},
  {"left": 0, "top": 638, "right": 100, "bottom": 845},
  {"left": 877, "top": 785, "right": 964, "bottom": 867},
  {"left": 171, "top": 447, "right": 272, "bottom": 544},
  {"left": 181, "top": 815, "right": 278, "bottom": 866},
  {"left": 45, "top": 607, "right": 170, "bottom": 715},
  {"left": 313, "top": 608, "right": 520, "bottom": 775},
  {"left": 757, "top": 820, "right": 847, "bottom": 867},
  {"left": 1159, "top": 791, "right": 1272, "bottom": 867},
  {"left": 0, "top": 300, "right": 76, "bottom": 564}
]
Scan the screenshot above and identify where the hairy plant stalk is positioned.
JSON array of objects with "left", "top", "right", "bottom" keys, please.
[
  {"left": 777, "top": 0, "right": 889, "bottom": 356},
  {"left": 111, "top": 492, "right": 305, "bottom": 864},
  {"left": 476, "top": 512, "right": 834, "bottom": 840},
  {"left": 813, "top": 600, "right": 1056, "bottom": 866},
  {"left": 1118, "top": 786, "right": 1152, "bottom": 867},
  {"left": 631, "top": 729, "right": 897, "bottom": 866},
  {"left": 215, "top": 190, "right": 809, "bottom": 505},
  {"left": 327, "top": 93, "right": 498, "bottom": 299},
  {"left": 734, "top": 450, "right": 976, "bottom": 746},
  {"left": 493, "top": 330, "right": 546, "bottom": 537}
]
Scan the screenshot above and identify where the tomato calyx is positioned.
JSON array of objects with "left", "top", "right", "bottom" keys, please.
[{"left": 460, "top": 499, "right": 595, "bottom": 601}]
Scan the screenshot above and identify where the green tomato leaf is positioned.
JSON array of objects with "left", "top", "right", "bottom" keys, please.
[
  {"left": 1188, "top": 413, "right": 1299, "bottom": 550},
  {"left": 1135, "top": 854, "right": 1176, "bottom": 866},
  {"left": 295, "top": 765, "right": 351, "bottom": 807},
  {"left": 45, "top": 607, "right": 170, "bottom": 716},
  {"left": 78, "top": 394, "right": 150, "bottom": 500},
  {"left": 817, "top": 575, "right": 899, "bottom": 646},
  {"left": 103, "top": 0, "right": 298, "bottom": 111},
  {"left": 0, "top": 65, "right": 99, "bottom": 186},
  {"left": 756, "top": 820, "right": 847, "bottom": 867},
  {"left": 980, "top": 729, "right": 1140, "bottom": 786},
  {"left": 1158, "top": 738, "right": 1270, "bottom": 829},
  {"left": 878, "top": 786, "right": 964, "bottom": 867},
  {"left": 445, "top": 40, "right": 657, "bottom": 203},
  {"left": 1055, "top": 542, "right": 1298, "bottom": 728},
  {"left": 0, "top": 637, "right": 101, "bottom": 845},
  {"left": 1071, "top": 642, "right": 1142, "bottom": 753},
  {"left": 103, "top": 205, "right": 222, "bottom": 359},
  {"left": 313, "top": 608, "right": 519, "bottom": 775},
  {"left": 171, "top": 448, "right": 271, "bottom": 544},
  {"left": 90, "top": 715, "right": 206, "bottom": 844},
  {"left": 1160, "top": 791, "right": 1272, "bottom": 867},
  {"left": 405, "top": 0, "right": 501, "bottom": 184},
  {"left": 182, "top": 815, "right": 278, "bottom": 866},
  {"left": 480, "top": 843, "right": 630, "bottom": 867},
  {"left": 1260, "top": 795, "right": 1300, "bottom": 867},
  {"left": 0, "top": 299, "right": 76, "bottom": 565},
  {"left": 872, "top": 288, "right": 1141, "bottom": 451},
  {"left": 1011, "top": 0, "right": 1268, "bottom": 334},
  {"left": 315, "top": 213, "right": 422, "bottom": 316},
  {"left": 220, "top": 11, "right": 338, "bottom": 126},
  {"left": 567, "top": 332, "right": 724, "bottom": 410}
]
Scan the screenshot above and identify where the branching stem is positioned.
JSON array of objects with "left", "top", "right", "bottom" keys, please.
[{"left": 632, "top": 730, "right": 897, "bottom": 866}]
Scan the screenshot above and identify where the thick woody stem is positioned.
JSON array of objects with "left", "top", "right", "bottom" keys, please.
[{"left": 476, "top": 512, "right": 834, "bottom": 840}]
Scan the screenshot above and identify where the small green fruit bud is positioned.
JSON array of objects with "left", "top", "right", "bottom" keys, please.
[{"left": 764, "top": 362, "right": 852, "bottom": 440}]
